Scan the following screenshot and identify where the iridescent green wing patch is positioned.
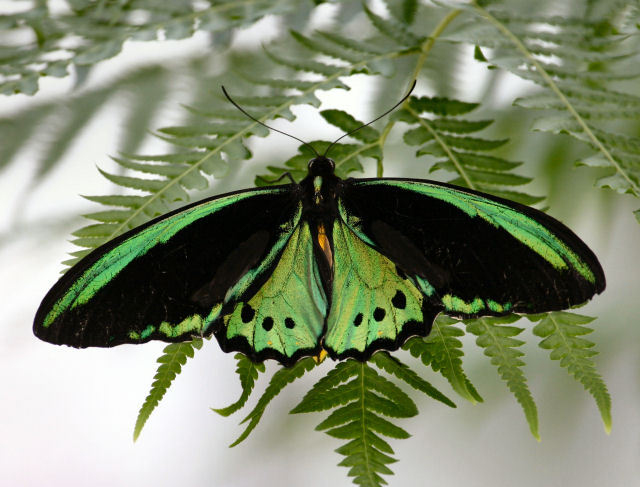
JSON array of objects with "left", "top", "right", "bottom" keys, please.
[
  {"left": 324, "top": 219, "right": 438, "bottom": 361},
  {"left": 217, "top": 221, "right": 328, "bottom": 365},
  {"left": 33, "top": 186, "right": 303, "bottom": 348},
  {"left": 338, "top": 179, "right": 605, "bottom": 318}
]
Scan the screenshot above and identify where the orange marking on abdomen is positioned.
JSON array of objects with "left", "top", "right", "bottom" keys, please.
[{"left": 317, "top": 223, "right": 333, "bottom": 269}]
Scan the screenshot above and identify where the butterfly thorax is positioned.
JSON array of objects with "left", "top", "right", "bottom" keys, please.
[{"left": 300, "top": 156, "right": 340, "bottom": 218}]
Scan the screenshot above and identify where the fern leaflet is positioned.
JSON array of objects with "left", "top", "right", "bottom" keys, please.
[
  {"left": 369, "top": 352, "right": 456, "bottom": 408},
  {"left": 403, "top": 315, "right": 483, "bottom": 404},
  {"left": 0, "top": 0, "right": 307, "bottom": 96},
  {"left": 133, "top": 338, "right": 203, "bottom": 441},
  {"left": 531, "top": 311, "right": 612, "bottom": 432},
  {"left": 230, "top": 357, "right": 317, "bottom": 447},
  {"left": 465, "top": 315, "right": 539, "bottom": 440},
  {"left": 212, "top": 354, "right": 265, "bottom": 417}
]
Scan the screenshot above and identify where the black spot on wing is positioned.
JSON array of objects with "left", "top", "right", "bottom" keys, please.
[
  {"left": 353, "top": 313, "right": 363, "bottom": 327},
  {"left": 241, "top": 304, "right": 255, "bottom": 323},
  {"left": 262, "top": 316, "right": 274, "bottom": 331},
  {"left": 285, "top": 317, "right": 295, "bottom": 329},
  {"left": 373, "top": 307, "right": 386, "bottom": 321},
  {"left": 392, "top": 290, "right": 406, "bottom": 309},
  {"left": 324, "top": 301, "right": 442, "bottom": 363}
]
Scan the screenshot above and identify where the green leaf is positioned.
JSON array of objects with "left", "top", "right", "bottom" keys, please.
[
  {"left": 75, "top": 39, "right": 124, "bottom": 65},
  {"left": 403, "top": 315, "right": 483, "bottom": 404},
  {"left": 290, "top": 30, "right": 363, "bottom": 64},
  {"left": 406, "top": 97, "right": 479, "bottom": 116},
  {"left": 363, "top": 4, "right": 422, "bottom": 46},
  {"left": 0, "top": 1, "right": 307, "bottom": 96},
  {"left": 133, "top": 338, "right": 203, "bottom": 441},
  {"left": 465, "top": 316, "right": 539, "bottom": 440},
  {"left": 384, "top": 0, "right": 418, "bottom": 25},
  {"left": 316, "top": 31, "right": 386, "bottom": 56},
  {"left": 212, "top": 354, "right": 265, "bottom": 417},
  {"left": 230, "top": 357, "right": 317, "bottom": 447},
  {"left": 531, "top": 312, "right": 612, "bottom": 433},
  {"left": 321, "top": 110, "right": 380, "bottom": 143},
  {"left": 296, "top": 360, "right": 413, "bottom": 487},
  {"left": 369, "top": 352, "right": 456, "bottom": 408}
]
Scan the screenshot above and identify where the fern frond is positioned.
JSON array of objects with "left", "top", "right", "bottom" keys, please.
[
  {"left": 230, "top": 357, "right": 317, "bottom": 447},
  {"left": 266, "top": 13, "right": 422, "bottom": 80},
  {"left": 212, "top": 354, "right": 265, "bottom": 417},
  {"left": 133, "top": 338, "right": 203, "bottom": 441},
  {"left": 0, "top": 0, "right": 307, "bottom": 96},
  {"left": 68, "top": 73, "right": 345, "bottom": 266},
  {"left": 292, "top": 360, "right": 417, "bottom": 487},
  {"left": 465, "top": 316, "right": 539, "bottom": 440},
  {"left": 396, "top": 95, "right": 543, "bottom": 205},
  {"left": 445, "top": 3, "right": 640, "bottom": 211},
  {"left": 403, "top": 315, "right": 482, "bottom": 404},
  {"left": 68, "top": 11, "right": 428, "bottom": 264},
  {"left": 0, "top": 65, "right": 170, "bottom": 185},
  {"left": 35, "top": 8, "right": 429, "bottom": 247},
  {"left": 530, "top": 311, "right": 612, "bottom": 433}
]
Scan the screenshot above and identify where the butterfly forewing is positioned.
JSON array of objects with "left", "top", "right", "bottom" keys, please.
[
  {"left": 337, "top": 178, "right": 605, "bottom": 318},
  {"left": 33, "top": 186, "right": 303, "bottom": 348}
]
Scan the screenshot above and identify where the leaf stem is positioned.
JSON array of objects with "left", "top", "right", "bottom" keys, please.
[
  {"left": 409, "top": 9, "right": 463, "bottom": 85},
  {"left": 376, "top": 8, "right": 462, "bottom": 176},
  {"left": 359, "top": 362, "right": 375, "bottom": 486}
]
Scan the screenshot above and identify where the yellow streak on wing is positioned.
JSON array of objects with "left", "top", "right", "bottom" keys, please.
[{"left": 317, "top": 223, "right": 333, "bottom": 270}]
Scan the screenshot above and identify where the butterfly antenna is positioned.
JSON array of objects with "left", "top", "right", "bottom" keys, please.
[
  {"left": 222, "top": 86, "right": 319, "bottom": 157},
  {"left": 323, "top": 80, "right": 417, "bottom": 158}
]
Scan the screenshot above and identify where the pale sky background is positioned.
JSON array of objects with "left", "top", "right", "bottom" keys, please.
[{"left": 1, "top": 3, "right": 639, "bottom": 487}]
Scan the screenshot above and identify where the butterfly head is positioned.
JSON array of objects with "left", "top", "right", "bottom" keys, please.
[{"left": 308, "top": 156, "right": 336, "bottom": 177}]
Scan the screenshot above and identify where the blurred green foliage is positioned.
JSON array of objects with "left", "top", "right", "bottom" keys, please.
[{"left": 2, "top": 1, "right": 639, "bottom": 486}]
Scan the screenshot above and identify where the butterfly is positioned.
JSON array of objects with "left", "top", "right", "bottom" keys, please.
[{"left": 33, "top": 87, "right": 606, "bottom": 367}]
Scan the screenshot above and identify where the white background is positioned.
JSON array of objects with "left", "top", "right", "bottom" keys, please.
[{"left": 1, "top": 5, "right": 639, "bottom": 487}]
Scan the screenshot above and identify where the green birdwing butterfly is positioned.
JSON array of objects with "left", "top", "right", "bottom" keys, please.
[
  {"left": 33, "top": 89, "right": 605, "bottom": 367},
  {"left": 33, "top": 155, "right": 605, "bottom": 366}
]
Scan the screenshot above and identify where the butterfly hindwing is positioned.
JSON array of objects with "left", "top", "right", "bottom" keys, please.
[
  {"left": 33, "top": 186, "right": 303, "bottom": 348},
  {"left": 324, "top": 219, "right": 439, "bottom": 360},
  {"left": 337, "top": 178, "right": 605, "bottom": 318},
  {"left": 217, "top": 221, "right": 328, "bottom": 365}
]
